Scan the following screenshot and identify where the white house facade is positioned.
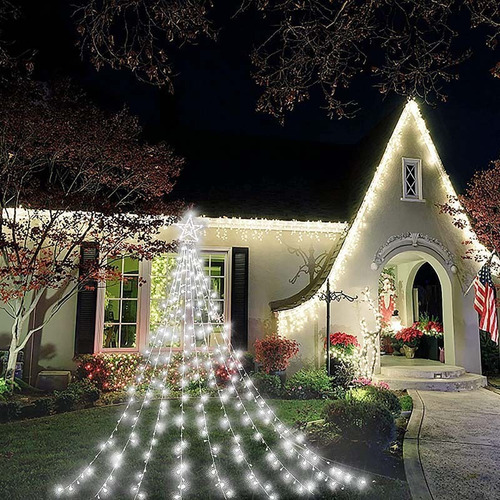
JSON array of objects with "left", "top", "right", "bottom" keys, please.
[{"left": 0, "top": 101, "right": 490, "bottom": 383}]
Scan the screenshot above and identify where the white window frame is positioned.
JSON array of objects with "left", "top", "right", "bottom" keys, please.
[
  {"left": 401, "top": 157, "right": 424, "bottom": 202},
  {"left": 94, "top": 248, "right": 231, "bottom": 354}
]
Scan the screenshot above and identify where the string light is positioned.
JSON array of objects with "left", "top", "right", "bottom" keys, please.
[
  {"left": 55, "top": 213, "right": 368, "bottom": 498},
  {"left": 200, "top": 216, "right": 347, "bottom": 243},
  {"left": 277, "top": 99, "right": 492, "bottom": 335}
]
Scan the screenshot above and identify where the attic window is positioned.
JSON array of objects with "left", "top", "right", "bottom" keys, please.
[{"left": 402, "top": 158, "right": 423, "bottom": 201}]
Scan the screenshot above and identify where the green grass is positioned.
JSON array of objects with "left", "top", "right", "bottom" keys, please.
[{"left": 0, "top": 399, "right": 409, "bottom": 500}]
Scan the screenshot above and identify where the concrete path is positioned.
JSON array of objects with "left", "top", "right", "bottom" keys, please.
[{"left": 404, "top": 389, "right": 500, "bottom": 500}]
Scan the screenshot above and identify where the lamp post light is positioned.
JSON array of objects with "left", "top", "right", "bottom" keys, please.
[{"left": 318, "top": 280, "right": 358, "bottom": 376}]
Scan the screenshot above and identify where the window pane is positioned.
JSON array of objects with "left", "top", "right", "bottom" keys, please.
[
  {"left": 120, "top": 325, "right": 137, "bottom": 348},
  {"left": 123, "top": 277, "right": 138, "bottom": 298},
  {"left": 103, "top": 325, "right": 119, "bottom": 348},
  {"left": 211, "top": 277, "right": 224, "bottom": 299},
  {"left": 121, "top": 300, "right": 137, "bottom": 323},
  {"left": 105, "top": 300, "right": 120, "bottom": 323},
  {"left": 151, "top": 276, "right": 169, "bottom": 300},
  {"left": 123, "top": 256, "right": 139, "bottom": 274},
  {"left": 106, "top": 280, "right": 121, "bottom": 299},
  {"left": 210, "top": 255, "right": 225, "bottom": 276}
]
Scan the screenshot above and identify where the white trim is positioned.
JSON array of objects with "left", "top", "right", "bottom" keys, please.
[
  {"left": 94, "top": 248, "right": 231, "bottom": 354},
  {"left": 401, "top": 157, "right": 423, "bottom": 201}
]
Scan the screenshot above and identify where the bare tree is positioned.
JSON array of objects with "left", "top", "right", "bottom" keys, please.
[{"left": 74, "top": 0, "right": 216, "bottom": 91}]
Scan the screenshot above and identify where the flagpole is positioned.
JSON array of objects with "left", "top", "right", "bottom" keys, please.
[{"left": 464, "top": 250, "right": 498, "bottom": 296}]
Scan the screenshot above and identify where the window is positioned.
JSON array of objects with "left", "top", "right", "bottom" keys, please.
[
  {"left": 149, "top": 251, "right": 228, "bottom": 349},
  {"left": 102, "top": 256, "right": 139, "bottom": 349},
  {"left": 402, "top": 158, "right": 423, "bottom": 201}
]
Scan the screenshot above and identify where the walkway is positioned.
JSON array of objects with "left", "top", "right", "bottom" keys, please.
[{"left": 404, "top": 388, "right": 500, "bottom": 500}]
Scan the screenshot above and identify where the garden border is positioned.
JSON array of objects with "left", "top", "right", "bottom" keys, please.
[{"left": 403, "top": 390, "right": 433, "bottom": 500}]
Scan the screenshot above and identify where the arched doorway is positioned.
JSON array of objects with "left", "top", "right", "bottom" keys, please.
[
  {"left": 411, "top": 262, "right": 444, "bottom": 360},
  {"left": 378, "top": 249, "right": 455, "bottom": 365}
]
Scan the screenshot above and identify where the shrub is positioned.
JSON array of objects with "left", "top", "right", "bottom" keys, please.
[
  {"left": 399, "top": 395, "right": 413, "bottom": 412},
  {"left": 285, "top": 369, "right": 333, "bottom": 399},
  {"left": 69, "top": 379, "right": 101, "bottom": 403},
  {"left": 254, "top": 334, "right": 299, "bottom": 373},
  {"left": 75, "top": 353, "right": 145, "bottom": 391},
  {"left": 0, "top": 378, "right": 20, "bottom": 400},
  {"left": 480, "top": 330, "right": 499, "bottom": 375},
  {"left": 251, "top": 372, "right": 282, "bottom": 398},
  {"left": 241, "top": 352, "right": 255, "bottom": 374},
  {"left": 348, "top": 385, "right": 401, "bottom": 416},
  {"left": 33, "top": 398, "right": 54, "bottom": 417},
  {"left": 329, "top": 358, "right": 356, "bottom": 390},
  {"left": 54, "top": 391, "right": 78, "bottom": 413},
  {"left": 0, "top": 400, "right": 22, "bottom": 422},
  {"left": 324, "top": 399, "right": 395, "bottom": 449}
]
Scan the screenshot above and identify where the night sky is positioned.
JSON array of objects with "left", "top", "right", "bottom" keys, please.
[{"left": 13, "top": 1, "right": 500, "bottom": 216}]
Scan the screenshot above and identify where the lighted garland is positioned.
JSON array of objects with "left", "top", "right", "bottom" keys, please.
[{"left": 55, "top": 214, "right": 368, "bottom": 499}]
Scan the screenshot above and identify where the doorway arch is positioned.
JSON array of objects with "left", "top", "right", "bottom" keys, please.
[{"left": 379, "top": 249, "right": 456, "bottom": 365}]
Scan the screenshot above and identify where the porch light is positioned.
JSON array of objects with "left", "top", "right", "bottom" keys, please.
[{"left": 391, "top": 310, "right": 403, "bottom": 332}]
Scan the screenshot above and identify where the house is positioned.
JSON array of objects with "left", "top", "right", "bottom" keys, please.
[{"left": 0, "top": 101, "right": 490, "bottom": 385}]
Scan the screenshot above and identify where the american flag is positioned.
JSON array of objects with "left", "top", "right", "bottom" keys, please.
[{"left": 474, "top": 263, "right": 499, "bottom": 343}]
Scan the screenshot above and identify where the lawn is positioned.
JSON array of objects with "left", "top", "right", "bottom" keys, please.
[{"left": 0, "top": 399, "right": 409, "bottom": 500}]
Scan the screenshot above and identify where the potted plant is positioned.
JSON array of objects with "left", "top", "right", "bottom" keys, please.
[
  {"left": 254, "top": 334, "right": 299, "bottom": 382},
  {"left": 395, "top": 327, "right": 423, "bottom": 358},
  {"left": 326, "top": 332, "right": 359, "bottom": 361},
  {"left": 415, "top": 315, "right": 443, "bottom": 361}
]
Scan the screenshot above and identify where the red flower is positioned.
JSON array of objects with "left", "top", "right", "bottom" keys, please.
[
  {"left": 254, "top": 334, "right": 300, "bottom": 374},
  {"left": 395, "top": 327, "right": 423, "bottom": 346}
]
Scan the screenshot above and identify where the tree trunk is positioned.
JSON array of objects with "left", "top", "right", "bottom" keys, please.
[{"left": 5, "top": 337, "right": 18, "bottom": 383}]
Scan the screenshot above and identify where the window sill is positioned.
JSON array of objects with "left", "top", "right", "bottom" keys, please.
[{"left": 400, "top": 197, "right": 426, "bottom": 203}]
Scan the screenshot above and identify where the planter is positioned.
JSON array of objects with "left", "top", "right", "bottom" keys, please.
[{"left": 402, "top": 345, "right": 417, "bottom": 359}]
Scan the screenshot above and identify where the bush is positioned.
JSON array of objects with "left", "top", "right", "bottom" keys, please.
[
  {"left": 254, "top": 334, "right": 299, "bottom": 373},
  {"left": 285, "top": 369, "right": 333, "bottom": 399},
  {"left": 251, "top": 372, "right": 282, "bottom": 398},
  {"left": 399, "top": 395, "right": 413, "bottom": 412},
  {"left": 33, "top": 398, "right": 54, "bottom": 417},
  {"left": 241, "top": 352, "right": 255, "bottom": 374},
  {"left": 348, "top": 385, "right": 401, "bottom": 416},
  {"left": 0, "top": 378, "right": 20, "bottom": 400},
  {"left": 54, "top": 391, "right": 78, "bottom": 413},
  {"left": 324, "top": 399, "right": 395, "bottom": 449},
  {"left": 329, "top": 359, "right": 356, "bottom": 390},
  {"left": 0, "top": 400, "right": 22, "bottom": 422},
  {"left": 69, "top": 379, "right": 101, "bottom": 403},
  {"left": 480, "top": 330, "right": 499, "bottom": 375}
]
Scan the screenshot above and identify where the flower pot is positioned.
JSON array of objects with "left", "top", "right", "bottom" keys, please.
[
  {"left": 269, "top": 370, "right": 286, "bottom": 386},
  {"left": 402, "top": 345, "right": 417, "bottom": 359}
]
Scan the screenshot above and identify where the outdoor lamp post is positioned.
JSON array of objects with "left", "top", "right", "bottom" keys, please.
[{"left": 318, "top": 280, "right": 358, "bottom": 376}]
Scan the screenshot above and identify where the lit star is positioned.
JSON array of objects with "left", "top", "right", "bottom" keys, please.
[{"left": 176, "top": 213, "right": 203, "bottom": 242}]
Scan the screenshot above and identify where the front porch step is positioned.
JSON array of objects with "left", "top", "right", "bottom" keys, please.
[
  {"left": 380, "top": 364, "right": 465, "bottom": 379},
  {"left": 372, "top": 372, "right": 487, "bottom": 392}
]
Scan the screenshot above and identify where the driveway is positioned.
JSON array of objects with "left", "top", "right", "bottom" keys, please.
[{"left": 404, "top": 388, "right": 500, "bottom": 500}]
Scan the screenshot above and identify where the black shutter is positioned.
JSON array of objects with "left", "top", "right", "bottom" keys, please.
[
  {"left": 74, "top": 243, "right": 99, "bottom": 355},
  {"left": 231, "top": 247, "right": 249, "bottom": 350}
]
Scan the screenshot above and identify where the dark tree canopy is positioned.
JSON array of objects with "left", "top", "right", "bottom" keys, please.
[{"left": 65, "top": 0, "right": 500, "bottom": 122}]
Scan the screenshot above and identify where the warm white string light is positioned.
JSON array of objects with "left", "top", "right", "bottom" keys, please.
[
  {"left": 277, "top": 99, "right": 491, "bottom": 335},
  {"left": 55, "top": 213, "right": 368, "bottom": 498}
]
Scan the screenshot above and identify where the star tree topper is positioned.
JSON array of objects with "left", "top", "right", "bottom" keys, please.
[{"left": 176, "top": 213, "right": 203, "bottom": 242}]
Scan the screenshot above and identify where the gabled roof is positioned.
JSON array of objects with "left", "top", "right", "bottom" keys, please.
[{"left": 171, "top": 104, "right": 404, "bottom": 223}]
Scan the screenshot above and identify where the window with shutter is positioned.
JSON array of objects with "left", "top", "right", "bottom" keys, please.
[
  {"left": 74, "top": 243, "right": 99, "bottom": 355},
  {"left": 230, "top": 247, "right": 249, "bottom": 350}
]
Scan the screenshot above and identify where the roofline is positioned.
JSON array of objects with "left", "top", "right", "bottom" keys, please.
[{"left": 200, "top": 216, "right": 348, "bottom": 234}]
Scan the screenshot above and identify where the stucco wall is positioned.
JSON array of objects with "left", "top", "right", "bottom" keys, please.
[{"left": 280, "top": 106, "right": 483, "bottom": 374}]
